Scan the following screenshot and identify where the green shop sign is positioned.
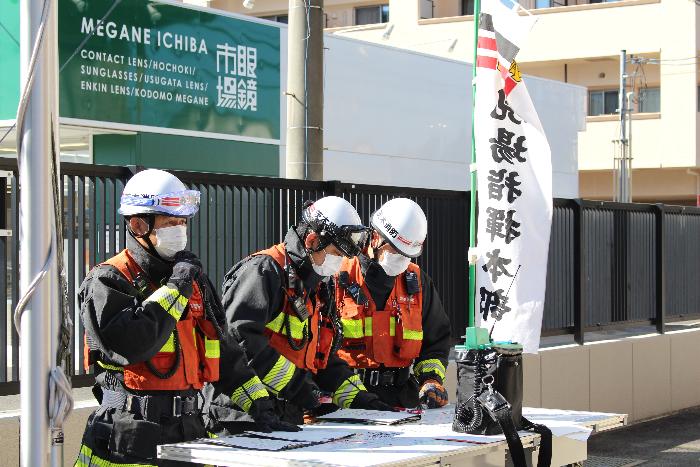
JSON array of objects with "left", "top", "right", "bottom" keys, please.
[
  {"left": 0, "top": 0, "right": 20, "bottom": 122},
  {"left": 59, "top": 0, "right": 281, "bottom": 141}
]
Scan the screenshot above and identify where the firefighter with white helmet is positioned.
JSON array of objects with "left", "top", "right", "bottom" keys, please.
[
  {"left": 205, "top": 196, "right": 395, "bottom": 432},
  {"left": 74, "top": 169, "right": 294, "bottom": 467},
  {"left": 334, "top": 198, "right": 451, "bottom": 409}
]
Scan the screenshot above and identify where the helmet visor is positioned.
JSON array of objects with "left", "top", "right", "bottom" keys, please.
[
  {"left": 331, "top": 225, "right": 369, "bottom": 258},
  {"left": 120, "top": 189, "right": 201, "bottom": 217}
]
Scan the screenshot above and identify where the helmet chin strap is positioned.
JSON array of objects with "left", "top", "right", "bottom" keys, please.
[
  {"left": 370, "top": 236, "right": 385, "bottom": 262},
  {"left": 127, "top": 215, "right": 170, "bottom": 262}
]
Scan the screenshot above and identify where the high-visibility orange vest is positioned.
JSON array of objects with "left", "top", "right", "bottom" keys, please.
[
  {"left": 83, "top": 249, "right": 220, "bottom": 391},
  {"left": 335, "top": 257, "right": 423, "bottom": 368},
  {"left": 254, "top": 244, "right": 334, "bottom": 373}
]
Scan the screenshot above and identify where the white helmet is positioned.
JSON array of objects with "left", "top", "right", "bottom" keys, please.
[
  {"left": 371, "top": 198, "right": 427, "bottom": 258},
  {"left": 119, "top": 169, "right": 200, "bottom": 218},
  {"left": 302, "top": 196, "right": 368, "bottom": 257}
]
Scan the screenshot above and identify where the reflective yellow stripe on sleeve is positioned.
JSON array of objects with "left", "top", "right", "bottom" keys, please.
[
  {"left": 96, "top": 361, "right": 124, "bottom": 372},
  {"left": 159, "top": 333, "right": 176, "bottom": 353},
  {"left": 143, "top": 284, "right": 188, "bottom": 321},
  {"left": 262, "top": 354, "right": 296, "bottom": 395},
  {"left": 74, "top": 443, "right": 157, "bottom": 467},
  {"left": 231, "top": 376, "right": 269, "bottom": 412},
  {"left": 413, "top": 359, "right": 446, "bottom": 381},
  {"left": 74, "top": 444, "right": 92, "bottom": 467},
  {"left": 332, "top": 374, "right": 367, "bottom": 409}
]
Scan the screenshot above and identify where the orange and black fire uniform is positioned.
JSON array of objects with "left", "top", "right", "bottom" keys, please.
[
  {"left": 74, "top": 236, "right": 268, "bottom": 467},
  {"left": 206, "top": 227, "right": 383, "bottom": 427},
  {"left": 335, "top": 254, "right": 451, "bottom": 408}
]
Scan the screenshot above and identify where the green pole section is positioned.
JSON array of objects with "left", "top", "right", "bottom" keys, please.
[{"left": 468, "top": 0, "right": 481, "bottom": 329}]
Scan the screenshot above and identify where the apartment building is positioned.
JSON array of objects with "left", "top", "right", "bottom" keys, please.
[{"left": 212, "top": 0, "right": 700, "bottom": 204}]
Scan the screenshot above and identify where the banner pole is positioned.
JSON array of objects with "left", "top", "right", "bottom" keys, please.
[{"left": 468, "top": 0, "right": 481, "bottom": 330}]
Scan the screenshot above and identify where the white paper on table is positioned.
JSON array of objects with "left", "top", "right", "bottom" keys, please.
[
  {"left": 394, "top": 423, "right": 506, "bottom": 444},
  {"left": 244, "top": 427, "right": 357, "bottom": 443},
  {"left": 188, "top": 436, "right": 308, "bottom": 451},
  {"left": 316, "top": 409, "right": 421, "bottom": 425},
  {"left": 523, "top": 407, "right": 622, "bottom": 425}
]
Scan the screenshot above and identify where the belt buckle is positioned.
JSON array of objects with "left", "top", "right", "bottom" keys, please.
[
  {"left": 380, "top": 371, "right": 394, "bottom": 386},
  {"left": 369, "top": 370, "right": 380, "bottom": 386},
  {"left": 172, "top": 395, "right": 182, "bottom": 417},
  {"left": 183, "top": 395, "right": 198, "bottom": 416}
]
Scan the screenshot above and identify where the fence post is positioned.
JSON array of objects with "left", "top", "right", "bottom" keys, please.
[
  {"left": 654, "top": 203, "right": 665, "bottom": 334},
  {"left": 327, "top": 180, "right": 343, "bottom": 196},
  {"left": 573, "top": 199, "right": 585, "bottom": 345}
]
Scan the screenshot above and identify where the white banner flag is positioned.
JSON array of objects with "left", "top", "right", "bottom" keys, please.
[{"left": 474, "top": 0, "right": 552, "bottom": 353}]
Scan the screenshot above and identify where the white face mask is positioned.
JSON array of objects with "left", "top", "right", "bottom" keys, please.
[
  {"left": 312, "top": 250, "right": 344, "bottom": 277},
  {"left": 378, "top": 251, "right": 412, "bottom": 276},
  {"left": 154, "top": 225, "right": 188, "bottom": 259}
]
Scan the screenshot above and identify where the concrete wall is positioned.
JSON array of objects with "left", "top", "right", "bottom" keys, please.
[
  {"left": 578, "top": 115, "right": 662, "bottom": 171},
  {"left": 448, "top": 328, "right": 700, "bottom": 425},
  {"left": 581, "top": 167, "right": 700, "bottom": 203}
]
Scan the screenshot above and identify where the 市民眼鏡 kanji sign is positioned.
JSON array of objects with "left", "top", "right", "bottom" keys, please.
[{"left": 59, "top": 0, "right": 281, "bottom": 141}]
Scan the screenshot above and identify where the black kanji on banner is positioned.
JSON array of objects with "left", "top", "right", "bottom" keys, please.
[
  {"left": 482, "top": 248, "right": 513, "bottom": 283},
  {"left": 489, "top": 128, "right": 528, "bottom": 165},
  {"left": 484, "top": 207, "right": 521, "bottom": 244},
  {"left": 487, "top": 169, "right": 522, "bottom": 203},
  {"left": 491, "top": 89, "right": 521, "bottom": 125}
]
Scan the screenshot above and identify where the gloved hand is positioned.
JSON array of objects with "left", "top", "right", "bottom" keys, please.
[
  {"left": 349, "top": 390, "right": 397, "bottom": 411},
  {"left": 289, "top": 385, "right": 322, "bottom": 411},
  {"left": 312, "top": 403, "right": 339, "bottom": 417},
  {"left": 419, "top": 379, "right": 448, "bottom": 408},
  {"left": 249, "top": 398, "right": 302, "bottom": 433},
  {"left": 167, "top": 250, "right": 202, "bottom": 299}
]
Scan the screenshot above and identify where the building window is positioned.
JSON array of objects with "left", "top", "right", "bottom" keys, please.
[
  {"left": 536, "top": 0, "right": 618, "bottom": 6},
  {"left": 638, "top": 87, "right": 660, "bottom": 113},
  {"left": 355, "top": 5, "right": 389, "bottom": 25},
  {"left": 535, "top": 1, "right": 569, "bottom": 7},
  {"left": 461, "top": 0, "right": 475, "bottom": 15},
  {"left": 589, "top": 90, "right": 619, "bottom": 116},
  {"left": 261, "top": 15, "right": 288, "bottom": 24}
]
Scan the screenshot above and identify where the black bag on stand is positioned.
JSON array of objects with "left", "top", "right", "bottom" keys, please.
[{"left": 452, "top": 345, "right": 552, "bottom": 467}]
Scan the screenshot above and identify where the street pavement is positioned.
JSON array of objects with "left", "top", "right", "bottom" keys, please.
[{"left": 586, "top": 406, "right": 700, "bottom": 466}]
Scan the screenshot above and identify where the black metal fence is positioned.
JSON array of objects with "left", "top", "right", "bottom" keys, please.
[
  {"left": 1, "top": 160, "right": 699, "bottom": 391},
  {"left": 542, "top": 199, "right": 700, "bottom": 342}
]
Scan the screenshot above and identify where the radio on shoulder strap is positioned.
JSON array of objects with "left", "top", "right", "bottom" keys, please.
[{"left": 404, "top": 271, "right": 420, "bottom": 295}]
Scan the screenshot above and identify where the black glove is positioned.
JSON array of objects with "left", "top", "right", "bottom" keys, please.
[
  {"left": 167, "top": 250, "right": 202, "bottom": 299},
  {"left": 288, "top": 383, "right": 322, "bottom": 410},
  {"left": 249, "top": 398, "right": 302, "bottom": 433},
  {"left": 349, "top": 390, "right": 397, "bottom": 411},
  {"left": 284, "top": 373, "right": 323, "bottom": 410},
  {"left": 310, "top": 403, "right": 339, "bottom": 418}
]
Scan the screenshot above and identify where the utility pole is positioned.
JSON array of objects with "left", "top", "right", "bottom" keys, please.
[
  {"left": 18, "top": 0, "right": 58, "bottom": 464},
  {"left": 285, "top": 0, "right": 324, "bottom": 181},
  {"left": 614, "top": 49, "right": 632, "bottom": 203}
]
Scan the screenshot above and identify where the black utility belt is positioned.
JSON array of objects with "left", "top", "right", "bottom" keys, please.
[
  {"left": 101, "top": 389, "right": 202, "bottom": 422},
  {"left": 356, "top": 367, "right": 410, "bottom": 387}
]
